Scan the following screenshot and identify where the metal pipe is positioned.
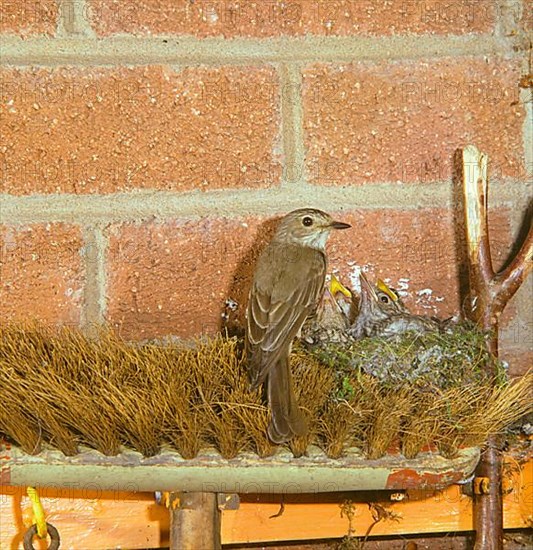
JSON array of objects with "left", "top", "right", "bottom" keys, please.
[{"left": 0, "top": 445, "right": 480, "bottom": 494}]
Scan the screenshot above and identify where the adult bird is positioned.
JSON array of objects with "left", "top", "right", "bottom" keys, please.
[{"left": 246, "top": 208, "right": 351, "bottom": 443}]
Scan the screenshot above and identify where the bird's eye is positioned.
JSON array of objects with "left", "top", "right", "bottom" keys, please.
[
  {"left": 302, "top": 216, "right": 313, "bottom": 227},
  {"left": 379, "top": 295, "right": 390, "bottom": 304}
]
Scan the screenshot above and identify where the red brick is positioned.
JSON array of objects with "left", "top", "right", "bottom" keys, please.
[
  {"left": 500, "top": 350, "right": 533, "bottom": 378},
  {"left": 303, "top": 59, "right": 525, "bottom": 185},
  {"left": 327, "top": 207, "right": 513, "bottom": 318},
  {"left": 500, "top": 279, "right": 532, "bottom": 377},
  {"left": 0, "top": 0, "right": 58, "bottom": 36},
  {"left": 107, "top": 207, "right": 516, "bottom": 340},
  {"left": 87, "top": 0, "right": 494, "bottom": 37},
  {"left": 0, "top": 66, "right": 280, "bottom": 194},
  {"left": 0, "top": 224, "right": 84, "bottom": 325},
  {"left": 520, "top": 1, "right": 532, "bottom": 32},
  {"left": 106, "top": 217, "right": 277, "bottom": 340}
]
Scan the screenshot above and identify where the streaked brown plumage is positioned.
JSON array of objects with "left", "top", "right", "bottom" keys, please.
[
  {"left": 301, "top": 276, "right": 354, "bottom": 347},
  {"left": 349, "top": 273, "right": 441, "bottom": 339},
  {"left": 246, "top": 208, "right": 351, "bottom": 443}
]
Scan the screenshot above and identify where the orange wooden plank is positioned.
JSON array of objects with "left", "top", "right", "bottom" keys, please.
[
  {"left": 223, "top": 457, "right": 532, "bottom": 543},
  {"left": 0, "top": 459, "right": 531, "bottom": 548},
  {"left": 0, "top": 487, "right": 169, "bottom": 550}
]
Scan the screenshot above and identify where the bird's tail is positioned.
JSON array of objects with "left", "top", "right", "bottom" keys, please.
[{"left": 267, "top": 356, "right": 308, "bottom": 444}]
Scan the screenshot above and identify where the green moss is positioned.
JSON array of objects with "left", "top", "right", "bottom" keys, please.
[{"left": 309, "top": 322, "right": 506, "bottom": 392}]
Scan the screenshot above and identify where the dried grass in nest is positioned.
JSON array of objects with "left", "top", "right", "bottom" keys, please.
[
  {"left": 317, "top": 400, "right": 359, "bottom": 459},
  {"left": 316, "top": 373, "right": 377, "bottom": 459},
  {"left": 0, "top": 323, "right": 531, "bottom": 462},
  {"left": 445, "top": 379, "right": 533, "bottom": 455},
  {"left": 312, "top": 322, "right": 506, "bottom": 389}
]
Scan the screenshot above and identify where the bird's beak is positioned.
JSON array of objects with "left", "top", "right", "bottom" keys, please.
[
  {"left": 359, "top": 273, "right": 378, "bottom": 302},
  {"left": 330, "top": 274, "right": 352, "bottom": 298},
  {"left": 376, "top": 279, "right": 399, "bottom": 302},
  {"left": 329, "top": 220, "right": 351, "bottom": 230}
]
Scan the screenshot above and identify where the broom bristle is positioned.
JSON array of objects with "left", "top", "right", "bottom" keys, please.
[{"left": 0, "top": 323, "right": 531, "bottom": 460}]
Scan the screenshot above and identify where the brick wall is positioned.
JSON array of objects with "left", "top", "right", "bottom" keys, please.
[{"left": 0, "top": 1, "right": 531, "bottom": 375}]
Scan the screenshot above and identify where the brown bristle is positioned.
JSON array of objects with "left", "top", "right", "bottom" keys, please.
[{"left": 0, "top": 324, "right": 531, "bottom": 461}]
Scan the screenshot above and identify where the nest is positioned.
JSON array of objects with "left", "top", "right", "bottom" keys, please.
[
  {"left": 0, "top": 323, "right": 531, "bottom": 461},
  {"left": 310, "top": 323, "right": 507, "bottom": 389}
]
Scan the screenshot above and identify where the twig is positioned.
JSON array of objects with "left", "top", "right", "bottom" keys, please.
[
  {"left": 361, "top": 503, "right": 401, "bottom": 548},
  {"left": 492, "top": 231, "right": 532, "bottom": 313},
  {"left": 340, "top": 500, "right": 356, "bottom": 538},
  {"left": 269, "top": 497, "right": 285, "bottom": 519},
  {"left": 462, "top": 145, "right": 533, "bottom": 341},
  {"left": 462, "top": 145, "right": 532, "bottom": 550}
]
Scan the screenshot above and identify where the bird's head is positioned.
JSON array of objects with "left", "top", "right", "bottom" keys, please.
[
  {"left": 274, "top": 208, "right": 351, "bottom": 250},
  {"left": 350, "top": 274, "right": 408, "bottom": 338},
  {"left": 359, "top": 274, "right": 405, "bottom": 318},
  {"left": 315, "top": 275, "right": 353, "bottom": 327},
  {"left": 329, "top": 274, "right": 357, "bottom": 322},
  {"left": 375, "top": 279, "right": 405, "bottom": 311}
]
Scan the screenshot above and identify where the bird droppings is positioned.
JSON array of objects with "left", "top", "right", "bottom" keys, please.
[
  {"left": 417, "top": 288, "right": 433, "bottom": 297},
  {"left": 347, "top": 264, "right": 374, "bottom": 293},
  {"left": 396, "top": 278, "right": 410, "bottom": 297},
  {"left": 415, "top": 287, "right": 446, "bottom": 313}
]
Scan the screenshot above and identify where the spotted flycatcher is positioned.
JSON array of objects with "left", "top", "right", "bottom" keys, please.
[{"left": 246, "top": 208, "right": 351, "bottom": 443}]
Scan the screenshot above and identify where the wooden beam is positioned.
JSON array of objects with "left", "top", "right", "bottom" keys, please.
[
  {"left": 0, "top": 458, "right": 531, "bottom": 548},
  {"left": 168, "top": 492, "right": 221, "bottom": 550},
  {"left": 223, "top": 458, "right": 533, "bottom": 543}
]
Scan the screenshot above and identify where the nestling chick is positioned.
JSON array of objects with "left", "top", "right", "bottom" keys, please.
[
  {"left": 301, "top": 275, "right": 354, "bottom": 347},
  {"left": 349, "top": 273, "right": 441, "bottom": 339}
]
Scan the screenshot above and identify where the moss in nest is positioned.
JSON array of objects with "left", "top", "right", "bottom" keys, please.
[
  {"left": 0, "top": 323, "right": 531, "bottom": 461},
  {"left": 311, "top": 322, "right": 506, "bottom": 390}
]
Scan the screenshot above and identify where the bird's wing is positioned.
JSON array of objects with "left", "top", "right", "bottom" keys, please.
[{"left": 247, "top": 245, "right": 326, "bottom": 387}]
